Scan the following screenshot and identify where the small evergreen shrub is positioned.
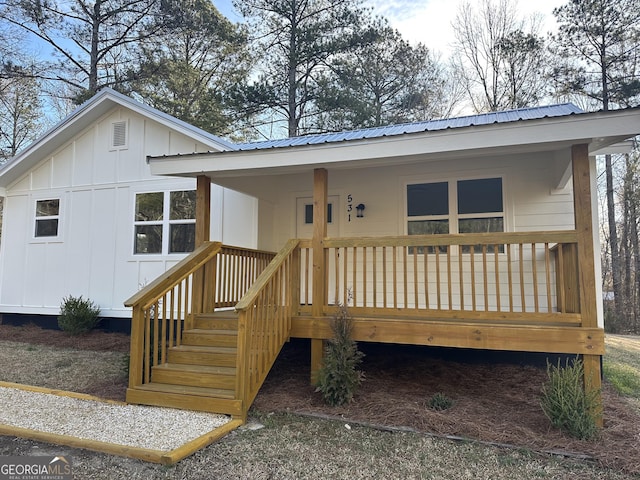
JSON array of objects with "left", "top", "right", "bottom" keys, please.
[
  {"left": 315, "top": 303, "right": 365, "bottom": 407},
  {"left": 428, "top": 392, "right": 454, "bottom": 411},
  {"left": 58, "top": 295, "right": 101, "bottom": 335},
  {"left": 540, "top": 357, "right": 601, "bottom": 440},
  {"left": 121, "top": 353, "right": 131, "bottom": 377}
]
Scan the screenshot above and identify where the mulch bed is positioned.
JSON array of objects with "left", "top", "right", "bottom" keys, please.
[
  {"left": 0, "top": 323, "right": 131, "bottom": 353},
  {"left": 1, "top": 324, "right": 639, "bottom": 474}
]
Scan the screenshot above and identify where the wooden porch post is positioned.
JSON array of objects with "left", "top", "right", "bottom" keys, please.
[
  {"left": 196, "top": 174, "right": 211, "bottom": 246},
  {"left": 191, "top": 175, "right": 211, "bottom": 323},
  {"left": 572, "top": 144, "right": 603, "bottom": 426},
  {"left": 311, "top": 168, "right": 328, "bottom": 383}
]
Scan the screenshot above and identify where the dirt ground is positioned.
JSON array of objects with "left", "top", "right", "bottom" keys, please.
[{"left": 1, "top": 323, "right": 639, "bottom": 475}]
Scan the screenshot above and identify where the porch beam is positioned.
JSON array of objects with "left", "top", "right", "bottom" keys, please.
[
  {"left": 311, "top": 168, "right": 328, "bottom": 382},
  {"left": 291, "top": 317, "right": 605, "bottom": 355},
  {"left": 571, "top": 143, "right": 603, "bottom": 426},
  {"left": 196, "top": 175, "right": 211, "bottom": 247}
]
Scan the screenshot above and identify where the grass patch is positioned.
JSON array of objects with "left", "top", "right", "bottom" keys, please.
[
  {"left": 604, "top": 338, "right": 640, "bottom": 401},
  {"left": 603, "top": 362, "right": 640, "bottom": 397},
  {"left": 602, "top": 335, "right": 640, "bottom": 400}
]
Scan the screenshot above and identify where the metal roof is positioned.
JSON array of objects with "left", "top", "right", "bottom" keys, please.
[{"left": 233, "top": 103, "right": 584, "bottom": 151}]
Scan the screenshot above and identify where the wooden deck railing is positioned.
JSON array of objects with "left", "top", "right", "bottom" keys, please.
[
  {"left": 125, "top": 242, "right": 275, "bottom": 389},
  {"left": 298, "top": 231, "right": 582, "bottom": 325},
  {"left": 235, "top": 239, "right": 300, "bottom": 409}
]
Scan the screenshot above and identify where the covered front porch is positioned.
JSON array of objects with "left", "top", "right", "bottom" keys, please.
[
  {"left": 287, "top": 150, "right": 602, "bottom": 392},
  {"left": 125, "top": 105, "right": 640, "bottom": 422},
  {"left": 125, "top": 144, "right": 603, "bottom": 422}
]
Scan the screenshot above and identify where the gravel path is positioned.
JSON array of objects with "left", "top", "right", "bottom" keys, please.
[{"left": 0, "top": 386, "right": 231, "bottom": 452}]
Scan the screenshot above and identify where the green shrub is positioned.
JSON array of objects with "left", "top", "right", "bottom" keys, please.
[
  {"left": 121, "top": 353, "right": 131, "bottom": 377},
  {"left": 58, "top": 295, "right": 101, "bottom": 335},
  {"left": 315, "top": 303, "right": 365, "bottom": 407},
  {"left": 540, "top": 357, "right": 601, "bottom": 440},
  {"left": 428, "top": 392, "right": 454, "bottom": 411}
]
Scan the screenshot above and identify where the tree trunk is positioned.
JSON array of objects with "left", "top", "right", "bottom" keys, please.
[
  {"left": 599, "top": 41, "right": 624, "bottom": 322},
  {"left": 89, "top": 0, "right": 102, "bottom": 94},
  {"left": 632, "top": 197, "right": 640, "bottom": 332},
  {"left": 287, "top": 10, "right": 298, "bottom": 137},
  {"left": 607, "top": 153, "right": 623, "bottom": 321}
]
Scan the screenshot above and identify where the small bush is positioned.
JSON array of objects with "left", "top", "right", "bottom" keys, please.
[
  {"left": 121, "top": 353, "right": 131, "bottom": 377},
  {"left": 315, "top": 303, "right": 365, "bottom": 407},
  {"left": 58, "top": 295, "right": 101, "bottom": 335},
  {"left": 428, "top": 392, "right": 454, "bottom": 411},
  {"left": 540, "top": 357, "right": 601, "bottom": 440}
]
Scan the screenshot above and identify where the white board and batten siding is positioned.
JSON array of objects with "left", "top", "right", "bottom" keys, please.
[{"left": 0, "top": 107, "right": 257, "bottom": 319}]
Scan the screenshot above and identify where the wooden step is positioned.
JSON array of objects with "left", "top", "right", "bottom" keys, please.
[
  {"left": 152, "top": 363, "right": 236, "bottom": 390},
  {"left": 167, "top": 345, "right": 237, "bottom": 367},
  {"left": 127, "top": 385, "right": 243, "bottom": 416},
  {"left": 181, "top": 329, "right": 237, "bottom": 348},
  {"left": 194, "top": 312, "right": 238, "bottom": 330}
]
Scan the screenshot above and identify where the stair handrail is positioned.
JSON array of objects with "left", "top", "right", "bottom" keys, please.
[
  {"left": 235, "top": 239, "right": 299, "bottom": 312},
  {"left": 125, "top": 241, "right": 223, "bottom": 310},
  {"left": 126, "top": 241, "right": 223, "bottom": 389},
  {"left": 235, "top": 238, "right": 300, "bottom": 413}
]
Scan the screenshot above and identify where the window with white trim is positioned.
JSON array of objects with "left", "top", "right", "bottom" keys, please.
[
  {"left": 35, "top": 199, "right": 60, "bottom": 237},
  {"left": 407, "top": 177, "right": 504, "bottom": 251},
  {"left": 134, "top": 190, "right": 196, "bottom": 254}
]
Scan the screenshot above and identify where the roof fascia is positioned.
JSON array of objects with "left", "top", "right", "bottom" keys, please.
[{"left": 149, "top": 108, "right": 640, "bottom": 178}]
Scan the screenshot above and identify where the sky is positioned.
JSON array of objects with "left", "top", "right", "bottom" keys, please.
[{"left": 212, "top": 0, "right": 567, "bottom": 56}]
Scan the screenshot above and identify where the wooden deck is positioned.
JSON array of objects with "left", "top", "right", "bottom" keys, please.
[{"left": 125, "top": 233, "right": 604, "bottom": 422}]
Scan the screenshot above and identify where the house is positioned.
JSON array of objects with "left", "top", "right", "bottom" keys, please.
[
  {"left": 124, "top": 102, "right": 640, "bottom": 423},
  {"left": 0, "top": 88, "right": 257, "bottom": 330}
]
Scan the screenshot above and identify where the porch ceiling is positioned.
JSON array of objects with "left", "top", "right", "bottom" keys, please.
[{"left": 148, "top": 107, "right": 640, "bottom": 189}]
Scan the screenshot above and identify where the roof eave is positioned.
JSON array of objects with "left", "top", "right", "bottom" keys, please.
[{"left": 148, "top": 108, "right": 640, "bottom": 179}]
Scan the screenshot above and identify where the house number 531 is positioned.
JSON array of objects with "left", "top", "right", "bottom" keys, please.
[{"left": 347, "top": 194, "right": 353, "bottom": 222}]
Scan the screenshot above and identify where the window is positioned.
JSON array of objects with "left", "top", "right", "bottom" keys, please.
[
  {"left": 407, "top": 177, "right": 504, "bottom": 251},
  {"left": 407, "top": 182, "right": 449, "bottom": 237},
  {"left": 134, "top": 190, "right": 196, "bottom": 254},
  {"left": 110, "top": 120, "right": 128, "bottom": 150},
  {"left": 457, "top": 178, "right": 504, "bottom": 235},
  {"left": 304, "top": 203, "right": 333, "bottom": 224},
  {"left": 169, "top": 191, "right": 196, "bottom": 253},
  {"left": 35, "top": 199, "right": 60, "bottom": 237}
]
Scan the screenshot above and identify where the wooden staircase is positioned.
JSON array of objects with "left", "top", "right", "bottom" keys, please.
[
  {"left": 125, "top": 241, "right": 298, "bottom": 421},
  {"left": 126, "top": 312, "right": 245, "bottom": 417}
]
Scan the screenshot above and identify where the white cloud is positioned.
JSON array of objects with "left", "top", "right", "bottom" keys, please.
[{"left": 370, "top": 0, "right": 566, "bottom": 56}]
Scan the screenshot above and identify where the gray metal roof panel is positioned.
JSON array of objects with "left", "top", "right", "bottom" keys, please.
[{"left": 234, "top": 103, "right": 583, "bottom": 151}]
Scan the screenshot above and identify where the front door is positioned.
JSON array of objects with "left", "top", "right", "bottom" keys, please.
[
  {"left": 295, "top": 195, "right": 340, "bottom": 239},
  {"left": 296, "top": 196, "right": 340, "bottom": 305}
]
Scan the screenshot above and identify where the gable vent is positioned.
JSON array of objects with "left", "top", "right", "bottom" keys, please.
[{"left": 111, "top": 120, "right": 128, "bottom": 148}]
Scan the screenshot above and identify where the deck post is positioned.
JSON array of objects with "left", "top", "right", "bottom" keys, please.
[
  {"left": 311, "top": 168, "right": 328, "bottom": 383},
  {"left": 192, "top": 175, "right": 211, "bottom": 323},
  {"left": 196, "top": 175, "right": 211, "bottom": 247},
  {"left": 572, "top": 144, "right": 603, "bottom": 426}
]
